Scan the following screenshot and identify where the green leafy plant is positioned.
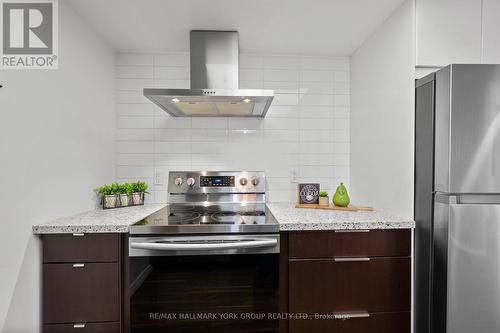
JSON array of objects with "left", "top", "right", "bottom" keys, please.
[
  {"left": 319, "top": 191, "right": 329, "bottom": 197},
  {"left": 94, "top": 183, "right": 120, "bottom": 196},
  {"left": 131, "top": 181, "right": 149, "bottom": 194},
  {"left": 120, "top": 183, "right": 134, "bottom": 194}
]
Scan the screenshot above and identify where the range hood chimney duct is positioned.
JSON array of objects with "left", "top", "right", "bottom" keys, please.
[{"left": 143, "top": 30, "right": 274, "bottom": 117}]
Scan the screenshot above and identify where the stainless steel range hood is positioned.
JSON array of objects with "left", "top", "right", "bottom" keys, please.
[{"left": 144, "top": 31, "right": 274, "bottom": 117}]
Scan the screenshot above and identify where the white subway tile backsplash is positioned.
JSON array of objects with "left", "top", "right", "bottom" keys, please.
[
  {"left": 154, "top": 116, "right": 191, "bottom": 129},
  {"left": 115, "top": 52, "right": 350, "bottom": 203},
  {"left": 117, "top": 129, "right": 154, "bottom": 141},
  {"left": 117, "top": 166, "right": 154, "bottom": 178},
  {"left": 154, "top": 53, "right": 190, "bottom": 67},
  {"left": 240, "top": 54, "right": 263, "bottom": 69},
  {"left": 299, "top": 94, "right": 334, "bottom": 106},
  {"left": 117, "top": 141, "right": 154, "bottom": 154},
  {"left": 155, "top": 128, "right": 191, "bottom": 142},
  {"left": 273, "top": 94, "right": 299, "bottom": 106},
  {"left": 240, "top": 69, "right": 263, "bottom": 81},
  {"left": 300, "top": 70, "right": 334, "bottom": 82},
  {"left": 263, "top": 55, "right": 299, "bottom": 69},
  {"left": 191, "top": 129, "right": 228, "bottom": 142},
  {"left": 117, "top": 153, "right": 155, "bottom": 166},
  {"left": 117, "top": 116, "right": 154, "bottom": 129},
  {"left": 116, "top": 78, "right": 154, "bottom": 91},
  {"left": 264, "top": 69, "right": 299, "bottom": 82},
  {"left": 263, "top": 117, "right": 299, "bottom": 130},
  {"left": 117, "top": 104, "right": 155, "bottom": 116},
  {"left": 299, "top": 56, "right": 335, "bottom": 70},
  {"left": 116, "top": 90, "right": 148, "bottom": 104},
  {"left": 155, "top": 141, "right": 191, "bottom": 154},
  {"left": 154, "top": 79, "right": 190, "bottom": 89},
  {"left": 117, "top": 66, "right": 153, "bottom": 79},
  {"left": 154, "top": 67, "right": 190, "bottom": 80}
]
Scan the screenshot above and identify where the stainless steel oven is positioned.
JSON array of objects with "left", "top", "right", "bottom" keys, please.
[{"left": 127, "top": 171, "right": 280, "bottom": 333}]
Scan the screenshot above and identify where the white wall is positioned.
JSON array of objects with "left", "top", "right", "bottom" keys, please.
[
  {"left": 115, "top": 53, "right": 351, "bottom": 203},
  {"left": 350, "top": 0, "right": 415, "bottom": 217},
  {"left": 0, "top": 2, "right": 116, "bottom": 332}
]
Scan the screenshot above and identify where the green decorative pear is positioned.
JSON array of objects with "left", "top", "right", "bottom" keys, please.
[{"left": 333, "top": 182, "right": 350, "bottom": 207}]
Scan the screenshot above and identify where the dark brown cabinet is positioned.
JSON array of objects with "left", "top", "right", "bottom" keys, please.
[
  {"left": 283, "top": 229, "right": 411, "bottom": 333},
  {"left": 42, "top": 233, "right": 123, "bottom": 333}
]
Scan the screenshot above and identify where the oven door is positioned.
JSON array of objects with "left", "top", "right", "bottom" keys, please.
[{"left": 128, "top": 234, "right": 280, "bottom": 333}]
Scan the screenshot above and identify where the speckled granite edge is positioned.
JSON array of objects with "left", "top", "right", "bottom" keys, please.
[
  {"left": 32, "top": 204, "right": 167, "bottom": 234},
  {"left": 278, "top": 221, "right": 415, "bottom": 231},
  {"left": 267, "top": 203, "right": 415, "bottom": 231}
]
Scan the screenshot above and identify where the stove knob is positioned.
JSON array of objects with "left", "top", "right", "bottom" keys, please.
[
  {"left": 174, "top": 177, "right": 183, "bottom": 186},
  {"left": 239, "top": 178, "right": 248, "bottom": 186},
  {"left": 251, "top": 177, "right": 260, "bottom": 186},
  {"left": 187, "top": 177, "right": 196, "bottom": 187}
]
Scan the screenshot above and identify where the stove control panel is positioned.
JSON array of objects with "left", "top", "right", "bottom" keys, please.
[
  {"left": 168, "top": 171, "right": 265, "bottom": 194},
  {"left": 200, "top": 176, "right": 234, "bottom": 187}
]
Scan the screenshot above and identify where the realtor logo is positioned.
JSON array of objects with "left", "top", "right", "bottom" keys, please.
[{"left": 1, "top": 0, "right": 58, "bottom": 69}]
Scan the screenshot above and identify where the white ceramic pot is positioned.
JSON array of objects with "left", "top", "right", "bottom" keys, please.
[
  {"left": 319, "top": 196, "right": 329, "bottom": 206},
  {"left": 119, "top": 194, "right": 131, "bottom": 207},
  {"left": 103, "top": 195, "right": 118, "bottom": 209},
  {"left": 132, "top": 192, "right": 144, "bottom": 205}
]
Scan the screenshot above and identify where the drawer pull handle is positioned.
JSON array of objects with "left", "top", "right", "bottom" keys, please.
[
  {"left": 334, "top": 229, "right": 370, "bottom": 233},
  {"left": 73, "top": 323, "right": 86, "bottom": 328},
  {"left": 72, "top": 263, "right": 85, "bottom": 268},
  {"left": 334, "top": 257, "right": 370, "bottom": 262},
  {"left": 334, "top": 312, "right": 370, "bottom": 320},
  {"left": 72, "top": 233, "right": 85, "bottom": 237}
]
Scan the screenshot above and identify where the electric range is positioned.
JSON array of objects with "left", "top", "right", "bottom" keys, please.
[{"left": 129, "top": 171, "right": 279, "bottom": 256}]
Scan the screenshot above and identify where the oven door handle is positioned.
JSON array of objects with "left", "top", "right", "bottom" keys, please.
[{"left": 130, "top": 238, "right": 278, "bottom": 251}]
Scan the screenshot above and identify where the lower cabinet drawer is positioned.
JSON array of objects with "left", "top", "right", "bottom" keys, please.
[
  {"left": 289, "top": 312, "right": 410, "bottom": 333},
  {"left": 43, "top": 322, "right": 120, "bottom": 333},
  {"left": 289, "top": 257, "right": 410, "bottom": 313},
  {"left": 43, "top": 263, "right": 120, "bottom": 323}
]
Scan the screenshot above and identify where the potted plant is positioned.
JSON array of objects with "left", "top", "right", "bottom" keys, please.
[
  {"left": 94, "top": 183, "right": 120, "bottom": 209},
  {"left": 119, "top": 183, "right": 133, "bottom": 207},
  {"left": 319, "top": 191, "right": 329, "bottom": 206},
  {"left": 131, "top": 181, "right": 149, "bottom": 205}
]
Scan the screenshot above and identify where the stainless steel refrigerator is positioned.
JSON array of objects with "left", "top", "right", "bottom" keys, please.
[{"left": 415, "top": 64, "right": 500, "bottom": 333}]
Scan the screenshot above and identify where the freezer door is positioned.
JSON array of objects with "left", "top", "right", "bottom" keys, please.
[
  {"left": 433, "top": 196, "right": 500, "bottom": 333},
  {"left": 434, "top": 64, "right": 500, "bottom": 193}
]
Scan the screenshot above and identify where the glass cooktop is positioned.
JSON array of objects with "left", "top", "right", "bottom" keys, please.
[{"left": 130, "top": 204, "right": 278, "bottom": 235}]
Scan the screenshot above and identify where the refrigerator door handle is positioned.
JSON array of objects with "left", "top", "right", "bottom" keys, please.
[{"left": 435, "top": 193, "right": 500, "bottom": 205}]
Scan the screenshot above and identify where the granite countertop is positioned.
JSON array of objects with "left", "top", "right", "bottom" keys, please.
[
  {"left": 267, "top": 203, "right": 415, "bottom": 231},
  {"left": 32, "top": 204, "right": 167, "bottom": 234},
  {"left": 33, "top": 203, "right": 414, "bottom": 234}
]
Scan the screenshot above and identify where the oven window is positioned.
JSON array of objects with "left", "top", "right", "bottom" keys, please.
[{"left": 129, "top": 254, "right": 279, "bottom": 333}]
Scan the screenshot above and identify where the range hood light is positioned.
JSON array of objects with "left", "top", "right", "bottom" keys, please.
[
  {"left": 243, "top": 98, "right": 251, "bottom": 103},
  {"left": 172, "top": 98, "right": 180, "bottom": 103}
]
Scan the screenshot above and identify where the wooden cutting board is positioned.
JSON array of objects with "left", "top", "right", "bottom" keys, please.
[{"left": 295, "top": 203, "right": 374, "bottom": 212}]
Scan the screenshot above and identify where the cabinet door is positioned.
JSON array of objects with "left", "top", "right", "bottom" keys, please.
[
  {"left": 416, "top": 0, "right": 482, "bottom": 66},
  {"left": 482, "top": 0, "right": 500, "bottom": 63},
  {"left": 289, "top": 257, "right": 410, "bottom": 313},
  {"left": 289, "top": 312, "right": 410, "bottom": 333},
  {"left": 43, "top": 263, "right": 120, "bottom": 323}
]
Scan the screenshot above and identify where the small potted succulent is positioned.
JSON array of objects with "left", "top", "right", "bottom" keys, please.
[
  {"left": 119, "top": 183, "right": 133, "bottom": 207},
  {"left": 131, "top": 181, "right": 149, "bottom": 205},
  {"left": 319, "top": 191, "right": 329, "bottom": 206},
  {"left": 95, "top": 183, "right": 120, "bottom": 209}
]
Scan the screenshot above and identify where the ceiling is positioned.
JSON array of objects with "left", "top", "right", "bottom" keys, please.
[{"left": 67, "top": 0, "right": 405, "bottom": 55}]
